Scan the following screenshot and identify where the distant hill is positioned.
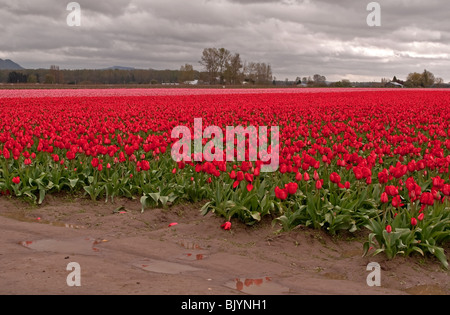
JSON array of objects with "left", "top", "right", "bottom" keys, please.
[
  {"left": 102, "top": 66, "right": 136, "bottom": 71},
  {"left": 0, "top": 59, "right": 24, "bottom": 70}
]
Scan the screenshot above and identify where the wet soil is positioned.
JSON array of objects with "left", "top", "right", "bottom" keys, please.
[{"left": 0, "top": 194, "right": 448, "bottom": 295}]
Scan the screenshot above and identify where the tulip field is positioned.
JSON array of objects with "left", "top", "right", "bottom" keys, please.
[{"left": 0, "top": 88, "right": 449, "bottom": 267}]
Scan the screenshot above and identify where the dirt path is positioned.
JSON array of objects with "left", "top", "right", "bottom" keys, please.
[{"left": 0, "top": 195, "right": 448, "bottom": 295}]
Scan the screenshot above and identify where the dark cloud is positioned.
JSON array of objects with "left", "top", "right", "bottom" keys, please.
[{"left": 0, "top": 0, "right": 449, "bottom": 81}]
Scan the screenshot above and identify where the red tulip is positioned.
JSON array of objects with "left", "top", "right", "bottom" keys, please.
[
  {"left": 66, "top": 150, "right": 76, "bottom": 160},
  {"left": 392, "top": 195, "right": 402, "bottom": 208},
  {"left": 12, "top": 176, "right": 20, "bottom": 184},
  {"left": 420, "top": 192, "right": 434, "bottom": 206},
  {"left": 378, "top": 169, "right": 388, "bottom": 184},
  {"left": 221, "top": 222, "right": 232, "bottom": 230},
  {"left": 411, "top": 217, "right": 418, "bottom": 226},
  {"left": 313, "top": 170, "right": 319, "bottom": 181},
  {"left": 385, "top": 185, "right": 399, "bottom": 196},
  {"left": 386, "top": 225, "right": 392, "bottom": 233},
  {"left": 418, "top": 213, "right": 425, "bottom": 221},
  {"left": 380, "top": 192, "right": 389, "bottom": 203},
  {"left": 432, "top": 176, "right": 444, "bottom": 190},
  {"left": 443, "top": 184, "right": 450, "bottom": 196},
  {"left": 244, "top": 173, "right": 253, "bottom": 183},
  {"left": 353, "top": 167, "right": 363, "bottom": 180},
  {"left": 3, "top": 148, "right": 10, "bottom": 159},
  {"left": 286, "top": 182, "right": 298, "bottom": 195},
  {"left": 407, "top": 160, "right": 416, "bottom": 172},
  {"left": 315, "top": 179, "right": 323, "bottom": 190},
  {"left": 330, "top": 172, "right": 341, "bottom": 184},
  {"left": 140, "top": 160, "right": 150, "bottom": 171},
  {"left": 275, "top": 186, "right": 288, "bottom": 200}
]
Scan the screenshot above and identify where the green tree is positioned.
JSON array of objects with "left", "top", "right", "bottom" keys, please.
[
  {"left": 421, "top": 69, "right": 435, "bottom": 87},
  {"left": 405, "top": 72, "right": 422, "bottom": 87},
  {"left": 179, "top": 64, "right": 195, "bottom": 83},
  {"left": 8, "top": 71, "right": 27, "bottom": 83},
  {"left": 44, "top": 74, "right": 56, "bottom": 84},
  {"left": 27, "top": 74, "right": 38, "bottom": 84}
]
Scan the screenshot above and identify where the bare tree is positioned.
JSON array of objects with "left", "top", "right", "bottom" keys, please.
[
  {"left": 435, "top": 77, "right": 444, "bottom": 87},
  {"left": 313, "top": 74, "right": 326, "bottom": 86},
  {"left": 200, "top": 47, "right": 272, "bottom": 85},
  {"left": 216, "top": 48, "right": 231, "bottom": 84},
  {"left": 243, "top": 62, "right": 272, "bottom": 85},
  {"left": 199, "top": 48, "right": 220, "bottom": 84},
  {"left": 224, "top": 53, "right": 243, "bottom": 85},
  {"left": 50, "top": 65, "right": 64, "bottom": 84},
  {"left": 199, "top": 47, "right": 232, "bottom": 84}
]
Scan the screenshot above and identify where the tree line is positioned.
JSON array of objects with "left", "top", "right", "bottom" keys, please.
[
  {"left": 0, "top": 47, "right": 273, "bottom": 86},
  {"left": 403, "top": 69, "right": 445, "bottom": 88},
  {"left": 382, "top": 69, "right": 446, "bottom": 88},
  {"left": 1, "top": 61, "right": 447, "bottom": 88},
  {"left": 0, "top": 68, "right": 190, "bottom": 85}
]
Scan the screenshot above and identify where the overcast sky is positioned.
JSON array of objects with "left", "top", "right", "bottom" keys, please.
[{"left": 1, "top": 0, "right": 449, "bottom": 82}]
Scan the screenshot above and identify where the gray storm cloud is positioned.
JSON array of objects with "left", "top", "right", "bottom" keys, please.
[{"left": 0, "top": 0, "right": 449, "bottom": 82}]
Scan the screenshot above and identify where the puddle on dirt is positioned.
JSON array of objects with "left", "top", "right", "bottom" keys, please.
[
  {"left": 19, "top": 237, "right": 106, "bottom": 255},
  {"left": 404, "top": 284, "right": 448, "bottom": 295},
  {"left": 225, "top": 277, "right": 290, "bottom": 295},
  {"left": 132, "top": 259, "right": 200, "bottom": 274},
  {"left": 2, "top": 212, "right": 84, "bottom": 229},
  {"left": 178, "top": 253, "right": 208, "bottom": 261},
  {"left": 48, "top": 222, "right": 84, "bottom": 229},
  {"left": 340, "top": 249, "right": 363, "bottom": 258},
  {"left": 178, "top": 240, "right": 204, "bottom": 250},
  {"left": 323, "top": 272, "right": 348, "bottom": 280}
]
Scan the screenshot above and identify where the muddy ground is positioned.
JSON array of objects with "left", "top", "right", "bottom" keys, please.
[{"left": 0, "top": 194, "right": 448, "bottom": 295}]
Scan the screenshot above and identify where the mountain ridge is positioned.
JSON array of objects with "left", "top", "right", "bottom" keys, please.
[{"left": 0, "top": 59, "right": 24, "bottom": 70}]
